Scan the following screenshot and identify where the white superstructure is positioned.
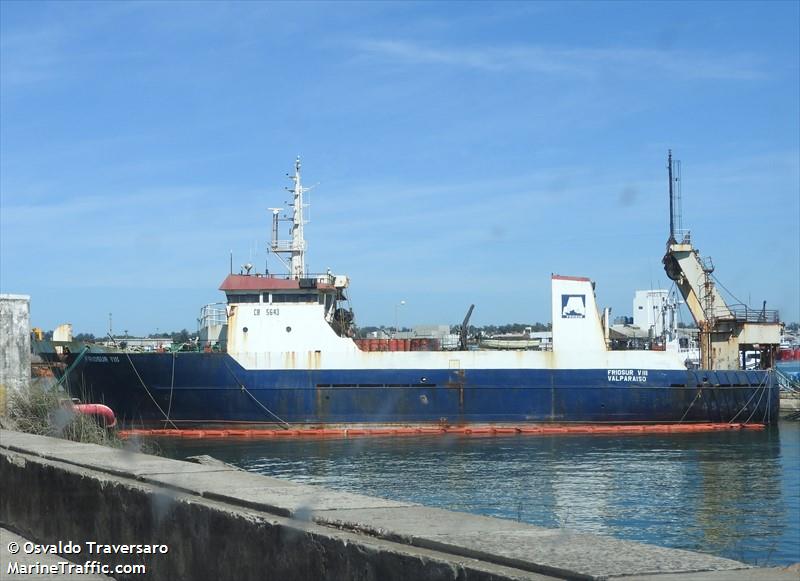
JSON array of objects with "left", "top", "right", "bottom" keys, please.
[
  {"left": 201, "top": 159, "right": 693, "bottom": 373},
  {"left": 633, "top": 290, "right": 674, "bottom": 338}
]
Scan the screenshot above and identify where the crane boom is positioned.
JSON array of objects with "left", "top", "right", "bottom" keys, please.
[{"left": 661, "top": 151, "right": 781, "bottom": 370}]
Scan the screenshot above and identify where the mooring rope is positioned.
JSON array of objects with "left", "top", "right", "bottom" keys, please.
[
  {"left": 122, "top": 348, "right": 178, "bottom": 430},
  {"left": 221, "top": 358, "right": 290, "bottom": 429},
  {"left": 744, "top": 377, "right": 770, "bottom": 425},
  {"left": 729, "top": 372, "right": 770, "bottom": 424},
  {"left": 163, "top": 351, "right": 176, "bottom": 428},
  {"left": 678, "top": 387, "right": 704, "bottom": 423}
]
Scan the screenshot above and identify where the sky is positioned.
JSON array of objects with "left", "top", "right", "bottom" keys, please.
[{"left": 1, "top": 1, "right": 798, "bottom": 335}]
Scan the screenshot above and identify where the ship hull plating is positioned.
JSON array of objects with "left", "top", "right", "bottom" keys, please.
[{"left": 42, "top": 352, "right": 779, "bottom": 428}]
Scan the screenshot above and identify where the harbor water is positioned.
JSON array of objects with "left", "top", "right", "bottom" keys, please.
[{"left": 158, "top": 420, "right": 800, "bottom": 567}]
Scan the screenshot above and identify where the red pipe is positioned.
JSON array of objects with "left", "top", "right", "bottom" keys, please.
[{"left": 73, "top": 403, "right": 117, "bottom": 428}]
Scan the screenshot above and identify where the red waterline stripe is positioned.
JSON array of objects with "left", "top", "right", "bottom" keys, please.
[{"left": 118, "top": 423, "right": 766, "bottom": 440}]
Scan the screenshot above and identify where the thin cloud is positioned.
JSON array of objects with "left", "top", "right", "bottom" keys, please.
[
  {"left": 0, "top": 28, "right": 67, "bottom": 86},
  {"left": 354, "top": 39, "right": 766, "bottom": 81},
  {"left": 1, "top": 187, "right": 206, "bottom": 220},
  {"left": 0, "top": 3, "right": 153, "bottom": 88}
]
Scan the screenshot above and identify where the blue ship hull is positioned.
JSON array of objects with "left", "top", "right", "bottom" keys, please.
[{"left": 43, "top": 351, "right": 779, "bottom": 428}]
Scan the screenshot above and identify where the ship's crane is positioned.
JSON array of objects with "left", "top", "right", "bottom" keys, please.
[
  {"left": 459, "top": 304, "right": 475, "bottom": 351},
  {"left": 661, "top": 151, "right": 782, "bottom": 370}
]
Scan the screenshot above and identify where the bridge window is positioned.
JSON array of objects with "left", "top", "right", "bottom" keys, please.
[
  {"left": 227, "top": 294, "right": 260, "bottom": 304},
  {"left": 271, "top": 293, "right": 321, "bottom": 303}
]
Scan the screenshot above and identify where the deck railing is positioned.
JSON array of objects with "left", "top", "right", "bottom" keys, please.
[
  {"left": 199, "top": 303, "right": 227, "bottom": 328},
  {"left": 708, "top": 304, "right": 780, "bottom": 324}
]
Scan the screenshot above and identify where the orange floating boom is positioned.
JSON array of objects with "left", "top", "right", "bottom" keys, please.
[{"left": 119, "top": 422, "right": 766, "bottom": 441}]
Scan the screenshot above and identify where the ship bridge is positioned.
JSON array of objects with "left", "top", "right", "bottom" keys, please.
[{"left": 200, "top": 159, "right": 355, "bottom": 351}]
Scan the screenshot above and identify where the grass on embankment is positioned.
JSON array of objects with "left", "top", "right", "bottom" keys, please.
[
  {"left": 6, "top": 384, "right": 124, "bottom": 447},
  {"left": 5, "top": 383, "right": 161, "bottom": 454}
]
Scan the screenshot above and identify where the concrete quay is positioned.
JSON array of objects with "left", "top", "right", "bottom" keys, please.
[{"left": 0, "top": 429, "right": 795, "bottom": 581}]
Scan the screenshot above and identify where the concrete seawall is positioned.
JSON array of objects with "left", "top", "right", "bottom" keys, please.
[
  {"left": 0, "top": 295, "right": 30, "bottom": 415},
  {"left": 0, "top": 430, "right": 793, "bottom": 581}
]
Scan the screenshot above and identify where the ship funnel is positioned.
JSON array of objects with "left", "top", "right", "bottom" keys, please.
[{"left": 551, "top": 275, "right": 607, "bottom": 353}]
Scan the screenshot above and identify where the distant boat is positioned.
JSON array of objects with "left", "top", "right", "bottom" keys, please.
[{"left": 778, "top": 345, "right": 800, "bottom": 362}]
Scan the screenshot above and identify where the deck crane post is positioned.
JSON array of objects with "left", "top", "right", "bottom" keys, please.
[{"left": 661, "top": 151, "right": 782, "bottom": 370}]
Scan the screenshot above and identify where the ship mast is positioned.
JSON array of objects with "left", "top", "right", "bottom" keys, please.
[
  {"left": 269, "top": 157, "right": 309, "bottom": 278},
  {"left": 289, "top": 157, "right": 306, "bottom": 279},
  {"left": 668, "top": 150, "right": 675, "bottom": 244}
]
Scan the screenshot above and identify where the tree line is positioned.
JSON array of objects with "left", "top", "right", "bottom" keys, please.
[{"left": 37, "top": 329, "right": 193, "bottom": 343}]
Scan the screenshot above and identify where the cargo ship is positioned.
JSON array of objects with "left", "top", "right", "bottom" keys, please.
[{"left": 34, "top": 154, "right": 782, "bottom": 428}]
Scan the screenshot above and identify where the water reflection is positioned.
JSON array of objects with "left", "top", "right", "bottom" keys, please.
[{"left": 158, "top": 422, "right": 799, "bottom": 566}]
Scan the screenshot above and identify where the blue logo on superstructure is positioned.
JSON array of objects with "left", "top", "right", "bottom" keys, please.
[{"left": 561, "top": 294, "right": 586, "bottom": 319}]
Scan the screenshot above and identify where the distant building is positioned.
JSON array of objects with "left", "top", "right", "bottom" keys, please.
[
  {"left": 633, "top": 290, "right": 673, "bottom": 338},
  {"left": 394, "top": 325, "right": 459, "bottom": 349},
  {"left": 408, "top": 325, "right": 451, "bottom": 339},
  {"left": 367, "top": 329, "right": 391, "bottom": 339},
  {"left": 97, "top": 337, "right": 174, "bottom": 351},
  {"left": 529, "top": 331, "right": 552, "bottom": 347}
]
